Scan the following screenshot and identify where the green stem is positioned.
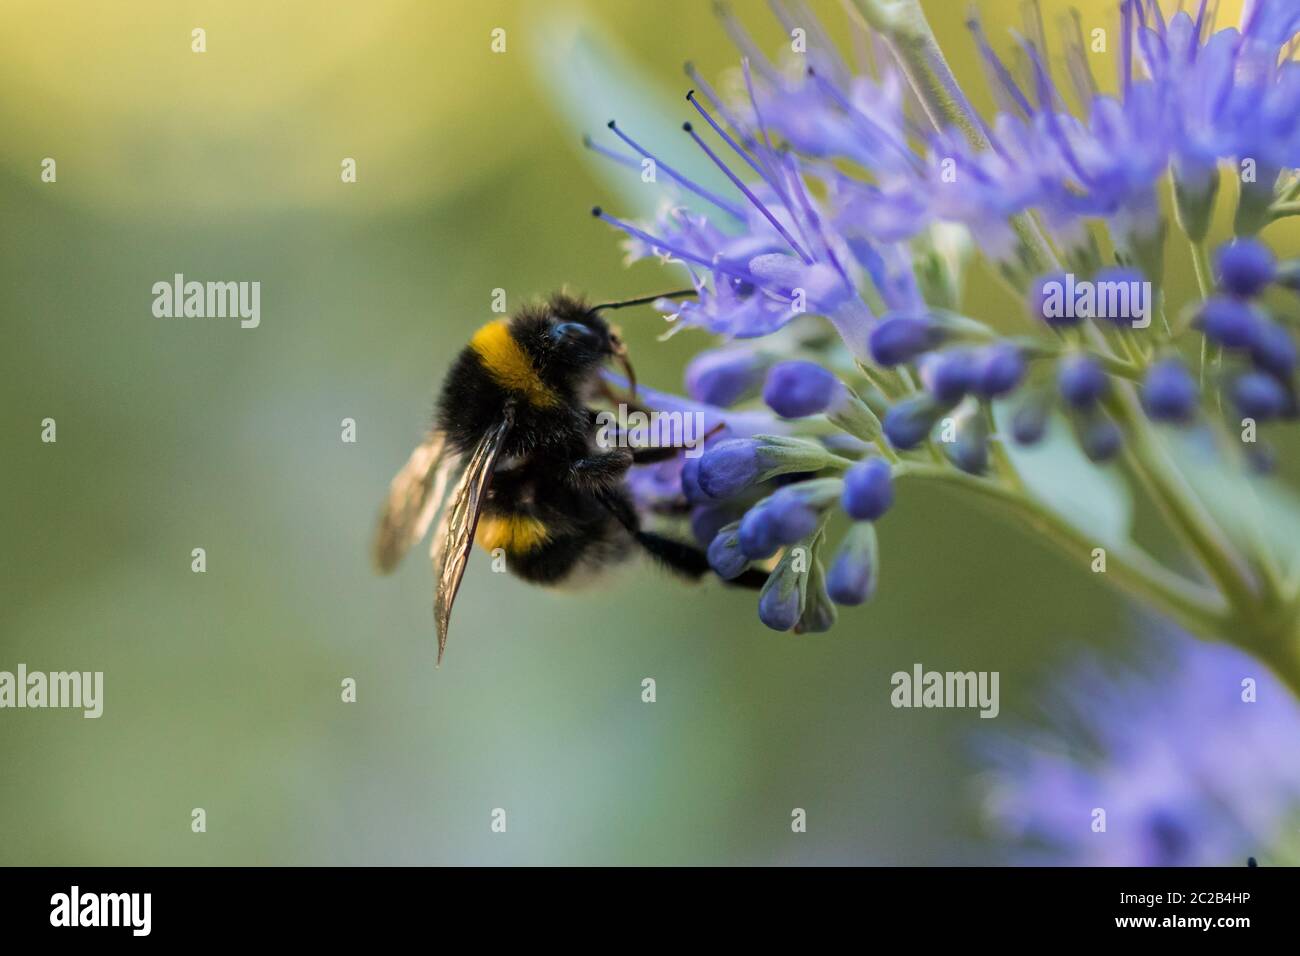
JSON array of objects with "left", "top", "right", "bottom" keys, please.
[
  {"left": 1104, "top": 386, "right": 1260, "bottom": 611},
  {"left": 893, "top": 462, "right": 1228, "bottom": 637},
  {"left": 852, "top": 0, "right": 1059, "bottom": 277},
  {"left": 1189, "top": 238, "right": 1214, "bottom": 385},
  {"left": 851, "top": 0, "right": 985, "bottom": 147},
  {"left": 1189, "top": 239, "right": 1213, "bottom": 299}
]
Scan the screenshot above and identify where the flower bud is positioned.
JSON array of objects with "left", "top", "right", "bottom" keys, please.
[
  {"left": 690, "top": 503, "right": 737, "bottom": 547},
  {"left": 1231, "top": 372, "right": 1288, "bottom": 421},
  {"left": 750, "top": 479, "right": 843, "bottom": 551},
  {"left": 706, "top": 522, "right": 749, "bottom": 580},
  {"left": 883, "top": 394, "right": 946, "bottom": 449},
  {"left": 840, "top": 458, "right": 893, "bottom": 521},
  {"left": 796, "top": 558, "right": 837, "bottom": 634},
  {"left": 1141, "top": 358, "right": 1198, "bottom": 424},
  {"left": 757, "top": 540, "right": 812, "bottom": 631},
  {"left": 1172, "top": 159, "right": 1219, "bottom": 243},
  {"left": 764, "top": 497, "right": 819, "bottom": 546},
  {"left": 1249, "top": 321, "right": 1297, "bottom": 378},
  {"left": 680, "top": 455, "right": 708, "bottom": 504},
  {"left": 697, "top": 435, "right": 839, "bottom": 500},
  {"left": 869, "top": 314, "right": 945, "bottom": 366},
  {"left": 1057, "top": 354, "right": 1108, "bottom": 409},
  {"left": 685, "top": 346, "right": 767, "bottom": 407},
  {"left": 919, "top": 349, "right": 977, "bottom": 402},
  {"left": 1028, "top": 271, "right": 1079, "bottom": 328},
  {"left": 1075, "top": 414, "right": 1122, "bottom": 463},
  {"left": 827, "top": 392, "right": 885, "bottom": 445},
  {"left": 737, "top": 501, "right": 782, "bottom": 559},
  {"left": 1197, "top": 296, "right": 1262, "bottom": 349},
  {"left": 826, "top": 523, "right": 878, "bottom": 606},
  {"left": 1215, "top": 238, "right": 1276, "bottom": 298},
  {"left": 698, "top": 440, "right": 759, "bottom": 500},
  {"left": 762, "top": 360, "right": 842, "bottom": 418},
  {"left": 1011, "top": 394, "right": 1051, "bottom": 445},
  {"left": 972, "top": 343, "right": 1026, "bottom": 398},
  {"left": 942, "top": 405, "right": 989, "bottom": 475}
]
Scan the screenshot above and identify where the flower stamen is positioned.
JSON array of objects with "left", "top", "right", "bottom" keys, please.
[
  {"left": 681, "top": 120, "right": 814, "bottom": 264},
  {"left": 605, "top": 120, "right": 746, "bottom": 220}
]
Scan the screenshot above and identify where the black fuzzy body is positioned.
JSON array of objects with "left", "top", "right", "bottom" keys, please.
[{"left": 434, "top": 294, "right": 633, "bottom": 585}]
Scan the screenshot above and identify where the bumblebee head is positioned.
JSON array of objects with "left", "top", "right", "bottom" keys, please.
[
  {"left": 531, "top": 292, "right": 636, "bottom": 394},
  {"left": 545, "top": 293, "right": 617, "bottom": 361}
]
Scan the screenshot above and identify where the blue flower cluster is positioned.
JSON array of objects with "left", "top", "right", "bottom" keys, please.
[
  {"left": 591, "top": 0, "right": 1300, "bottom": 630},
  {"left": 981, "top": 633, "right": 1300, "bottom": 866}
]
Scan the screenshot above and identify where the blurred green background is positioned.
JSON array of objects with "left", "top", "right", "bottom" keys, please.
[{"left": 0, "top": 0, "right": 1259, "bottom": 865}]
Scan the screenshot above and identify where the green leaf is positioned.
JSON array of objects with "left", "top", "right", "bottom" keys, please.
[
  {"left": 994, "top": 402, "right": 1134, "bottom": 548},
  {"left": 1164, "top": 431, "right": 1300, "bottom": 569}
]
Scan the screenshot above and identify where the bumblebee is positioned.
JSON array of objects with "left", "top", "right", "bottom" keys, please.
[{"left": 374, "top": 290, "right": 757, "bottom": 664}]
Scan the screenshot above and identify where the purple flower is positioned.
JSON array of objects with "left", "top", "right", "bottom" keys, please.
[
  {"left": 579, "top": 0, "right": 1300, "bottom": 644},
  {"left": 981, "top": 634, "right": 1300, "bottom": 866}
]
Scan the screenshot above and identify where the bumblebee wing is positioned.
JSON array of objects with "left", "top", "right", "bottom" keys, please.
[
  {"left": 373, "top": 431, "right": 456, "bottom": 573},
  {"left": 431, "top": 408, "right": 514, "bottom": 665}
]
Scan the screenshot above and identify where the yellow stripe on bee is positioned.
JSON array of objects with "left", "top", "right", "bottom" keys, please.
[
  {"left": 476, "top": 514, "right": 551, "bottom": 554},
  {"left": 470, "top": 319, "right": 559, "bottom": 408}
]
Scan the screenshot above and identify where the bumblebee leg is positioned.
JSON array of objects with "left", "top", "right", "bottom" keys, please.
[
  {"left": 633, "top": 532, "right": 771, "bottom": 589},
  {"left": 723, "top": 567, "right": 771, "bottom": 590},
  {"left": 594, "top": 488, "right": 768, "bottom": 587},
  {"left": 633, "top": 531, "right": 710, "bottom": 579},
  {"left": 593, "top": 380, "right": 647, "bottom": 411},
  {"left": 569, "top": 450, "right": 634, "bottom": 491}
]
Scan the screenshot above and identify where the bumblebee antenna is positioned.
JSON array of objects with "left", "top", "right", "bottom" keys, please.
[{"left": 590, "top": 288, "right": 696, "bottom": 312}]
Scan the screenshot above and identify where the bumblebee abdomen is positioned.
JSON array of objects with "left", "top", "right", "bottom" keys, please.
[{"left": 475, "top": 512, "right": 551, "bottom": 555}]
